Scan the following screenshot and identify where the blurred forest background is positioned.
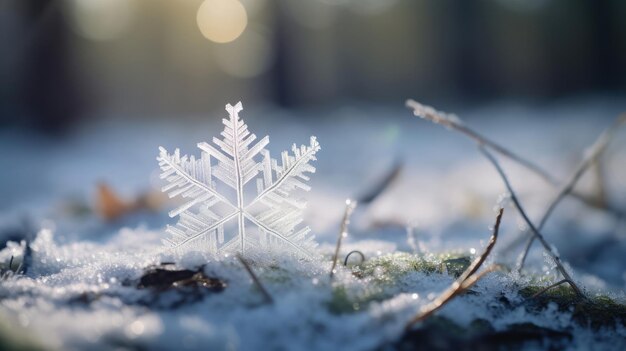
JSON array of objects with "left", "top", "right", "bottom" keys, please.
[{"left": 1, "top": 0, "right": 625, "bottom": 133}]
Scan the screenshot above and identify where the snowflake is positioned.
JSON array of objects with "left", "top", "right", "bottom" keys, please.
[{"left": 157, "top": 102, "right": 320, "bottom": 258}]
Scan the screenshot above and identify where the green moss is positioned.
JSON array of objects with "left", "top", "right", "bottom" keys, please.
[
  {"left": 519, "top": 284, "right": 578, "bottom": 304},
  {"left": 442, "top": 257, "right": 472, "bottom": 278},
  {"left": 336, "top": 252, "right": 626, "bottom": 329},
  {"left": 520, "top": 285, "right": 626, "bottom": 329},
  {"left": 352, "top": 252, "right": 471, "bottom": 284},
  {"left": 260, "top": 265, "right": 292, "bottom": 284},
  {"left": 326, "top": 286, "right": 353, "bottom": 314},
  {"left": 326, "top": 285, "right": 385, "bottom": 315}
]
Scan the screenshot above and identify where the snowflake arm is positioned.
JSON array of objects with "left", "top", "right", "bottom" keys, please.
[
  {"left": 244, "top": 213, "right": 314, "bottom": 258},
  {"left": 157, "top": 147, "right": 234, "bottom": 214},
  {"left": 248, "top": 137, "right": 320, "bottom": 208},
  {"left": 198, "top": 102, "right": 269, "bottom": 190},
  {"left": 164, "top": 210, "right": 237, "bottom": 250},
  {"left": 243, "top": 137, "right": 320, "bottom": 257}
]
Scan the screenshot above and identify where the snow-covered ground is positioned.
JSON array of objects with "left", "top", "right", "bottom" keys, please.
[{"left": 1, "top": 98, "right": 625, "bottom": 350}]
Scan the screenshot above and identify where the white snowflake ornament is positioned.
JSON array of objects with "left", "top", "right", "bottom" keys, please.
[{"left": 157, "top": 102, "right": 320, "bottom": 258}]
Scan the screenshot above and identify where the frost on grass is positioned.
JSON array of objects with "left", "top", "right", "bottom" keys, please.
[{"left": 157, "top": 102, "right": 320, "bottom": 258}]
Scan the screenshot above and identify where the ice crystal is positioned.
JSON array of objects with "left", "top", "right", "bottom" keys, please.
[{"left": 157, "top": 102, "right": 320, "bottom": 258}]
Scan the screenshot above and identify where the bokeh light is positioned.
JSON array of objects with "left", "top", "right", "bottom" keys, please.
[
  {"left": 215, "top": 28, "right": 274, "bottom": 78},
  {"left": 67, "top": 0, "right": 136, "bottom": 41},
  {"left": 196, "top": 0, "right": 248, "bottom": 44}
]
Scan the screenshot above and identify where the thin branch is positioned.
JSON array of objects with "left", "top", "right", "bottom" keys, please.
[
  {"left": 480, "top": 146, "right": 585, "bottom": 299},
  {"left": 405, "top": 209, "right": 503, "bottom": 330},
  {"left": 406, "top": 99, "right": 625, "bottom": 217},
  {"left": 462, "top": 208, "right": 503, "bottom": 280},
  {"left": 591, "top": 158, "right": 608, "bottom": 208},
  {"left": 19, "top": 238, "right": 31, "bottom": 275},
  {"left": 2, "top": 256, "right": 23, "bottom": 280},
  {"left": 459, "top": 264, "right": 500, "bottom": 291},
  {"left": 330, "top": 199, "right": 358, "bottom": 279},
  {"left": 406, "top": 99, "right": 556, "bottom": 183},
  {"left": 517, "top": 113, "right": 626, "bottom": 271},
  {"left": 237, "top": 254, "right": 273, "bottom": 304},
  {"left": 356, "top": 159, "right": 402, "bottom": 204},
  {"left": 406, "top": 265, "right": 501, "bottom": 329}
]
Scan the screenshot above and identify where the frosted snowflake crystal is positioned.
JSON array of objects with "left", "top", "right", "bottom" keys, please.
[{"left": 157, "top": 102, "right": 320, "bottom": 258}]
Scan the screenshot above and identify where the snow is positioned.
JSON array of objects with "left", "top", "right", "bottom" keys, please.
[{"left": 1, "top": 98, "right": 626, "bottom": 350}]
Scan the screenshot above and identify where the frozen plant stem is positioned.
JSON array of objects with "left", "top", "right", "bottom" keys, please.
[
  {"left": 330, "top": 199, "right": 358, "bottom": 279},
  {"left": 527, "top": 279, "right": 569, "bottom": 300},
  {"left": 405, "top": 265, "right": 501, "bottom": 330},
  {"left": 356, "top": 159, "right": 402, "bottom": 204},
  {"left": 591, "top": 158, "right": 608, "bottom": 207},
  {"left": 405, "top": 99, "right": 624, "bottom": 217},
  {"left": 237, "top": 254, "right": 273, "bottom": 304},
  {"left": 480, "top": 146, "right": 585, "bottom": 299},
  {"left": 406, "top": 99, "right": 555, "bottom": 182},
  {"left": 463, "top": 208, "right": 502, "bottom": 279},
  {"left": 517, "top": 113, "right": 626, "bottom": 271},
  {"left": 405, "top": 208, "right": 504, "bottom": 330},
  {"left": 343, "top": 250, "right": 365, "bottom": 266},
  {"left": 459, "top": 265, "right": 500, "bottom": 291}
]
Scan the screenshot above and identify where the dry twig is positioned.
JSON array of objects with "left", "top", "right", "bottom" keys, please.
[
  {"left": 407, "top": 264, "right": 502, "bottom": 329},
  {"left": 406, "top": 100, "right": 553, "bottom": 182},
  {"left": 591, "top": 158, "right": 608, "bottom": 207},
  {"left": 405, "top": 208, "right": 504, "bottom": 330},
  {"left": 460, "top": 208, "right": 502, "bottom": 280},
  {"left": 330, "top": 199, "right": 358, "bottom": 279},
  {"left": 357, "top": 159, "right": 402, "bottom": 204},
  {"left": 517, "top": 113, "right": 626, "bottom": 271},
  {"left": 480, "top": 147, "right": 585, "bottom": 298},
  {"left": 406, "top": 99, "right": 624, "bottom": 217},
  {"left": 1, "top": 256, "right": 24, "bottom": 280},
  {"left": 237, "top": 254, "right": 273, "bottom": 304}
]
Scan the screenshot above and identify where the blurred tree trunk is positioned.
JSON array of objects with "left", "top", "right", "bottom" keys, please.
[{"left": 15, "top": 0, "right": 84, "bottom": 133}]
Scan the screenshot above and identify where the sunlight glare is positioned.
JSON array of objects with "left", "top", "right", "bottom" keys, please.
[{"left": 197, "top": 0, "right": 248, "bottom": 44}]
